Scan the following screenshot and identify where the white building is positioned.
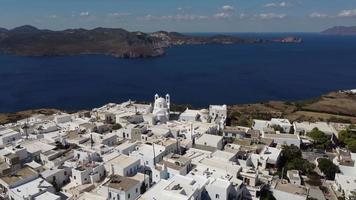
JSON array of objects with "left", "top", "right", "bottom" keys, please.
[
  {"left": 209, "top": 105, "right": 227, "bottom": 129},
  {"left": 98, "top": 175, "right": 141, "bottom": 200},
  {"left": 287, "top": 170, "right": 301, "bottom": 185},
  {"left": 250, "top": 146, "right": 281, "bottom": 170},
  {"left": 70, "top": 163, "right": 106, "bottom": 186},
  {"left": 272, "top": 180, "right": 308, "bottom": 200},
  {"left": 41, "top": 167, "right": 71, "bottom": 189},
  {"left": 293, "top": 121, "right": 337, "bottom": 136},
  {"left": 263, "top": 133, "right": 301, "bottom": 148},
  {"left": 179, "top": 109, "right": 200, "bottom": 122},
  {"left": 103, "top": 152, "right": 140, "bottom": 176},
  {"left": 153, "top": 94, "right": 170, "bottom": 124},
  {"left": 8, "top": 178, "right": 55, "bottom": 200},
  {"left": 195, "top": 134, "right": 224, "bottom": 150},
  {"left": 140, "top": 174, "right": 207, "bottom": 200},
  {"left": 0, "top": 128, "right": 21, "bottom": 146},
  {"left": 333, "top": 173, "right": 356, "bottom": 200},
  {"left": 54, "top": 114, "right": 72, "bottom": 124},
  {"left": 270, "top": 118, "right": 292, "bottom": 133}
]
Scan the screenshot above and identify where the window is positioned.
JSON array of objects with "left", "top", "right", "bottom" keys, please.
[
  {"left": 109, "top": 192, "right": 112, "bottom": 198},
  {"left": 74, "top": 176, "right": 76, "bottom": 180},
  {"left": 216, "top": 194, "right": 220, "bottom": 199},
  {"left": 128, "top": 194, "right": 130, "bottom": 199},
  {"left": 136, "top": 188, "right": 138, "bottom": 193},
  {"left": 64, "top": 171, "right": 67, "bottom": 176}
]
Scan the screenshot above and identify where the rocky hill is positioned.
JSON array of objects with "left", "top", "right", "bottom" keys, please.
[
  {"left": 321, "top": 26, "right": 356, "bottom": 35},
  {"left": 0, "top": 25, "right": 302, "bottom": 58}
]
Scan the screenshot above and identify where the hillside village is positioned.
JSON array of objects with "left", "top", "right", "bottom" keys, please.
[{"left": 0, "top": 93, "right": 355, "bottom": 200}]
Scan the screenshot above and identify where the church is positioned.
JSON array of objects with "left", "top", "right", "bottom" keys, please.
[{"left": 152, "top": 94, "right": 170, "bottom": 124}]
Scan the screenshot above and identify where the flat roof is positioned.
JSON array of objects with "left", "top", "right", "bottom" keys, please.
[
  {"left": 1, "top": 167, "right": 38, "bottom": 185},
  {"left": 34, "top": 191, "right": 60, "bottom": 200},
  {"left": 264, "top": 133, "right": 299, "bottom": 139},
  {"left": 105, "top": 175, "right": 140, "bottom": 191},
  {"left": 274, "top": 181, "right": 308, "bottom": 196}
]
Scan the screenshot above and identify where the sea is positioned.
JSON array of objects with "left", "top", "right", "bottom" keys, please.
[{"left": 1, "top": 33, "right": 356, "bottom": 113}]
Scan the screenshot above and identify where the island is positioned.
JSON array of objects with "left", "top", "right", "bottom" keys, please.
[
  {"left": 321, "top": 26, "right": 356, "bottom": 35},
  {"left": 0, "top": 25, "right": 303, "bottom": 58}
]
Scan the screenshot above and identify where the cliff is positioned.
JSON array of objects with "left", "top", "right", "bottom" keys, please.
[{"left": 0, "top": 25, "right": 302, "bottom": 58}]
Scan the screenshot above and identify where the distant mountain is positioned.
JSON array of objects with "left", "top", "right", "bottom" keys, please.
[
  {"left": 0, "top": 25, "right": 303, "bottom": 58},
  {"left": 0, "top": 27, "right": 8, "bottom": 33},
  {"left": 322, "top": 26, "right": 356, "bottom": 35}
]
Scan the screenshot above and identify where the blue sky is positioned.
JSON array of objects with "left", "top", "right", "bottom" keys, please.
[{"left": 0, "top": 0, "right": 356, "bottom": 32}]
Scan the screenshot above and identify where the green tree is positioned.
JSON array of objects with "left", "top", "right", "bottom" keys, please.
[
  {"left": 307, "top": 128, "right": 331, "bottom": 149},
  {"left": 282, "top": 145, "right": 301, "bottom": 161},
  {"left": 317, "top": 158, "right": 339, "bottom": 180},
  {"left": 280, "top": 145, "right": 315, "bottom": 175},
  {"left": 271, "top": 124, "right": 284, "bottom": 133},
  {"left": 286, "top": 158, "right": 315, "bottom": 174},
  {"left": 261, "top": 188, "right": 276, "bottom": 200},
  {"left": 112, "top": 123, "right": 122, "bottom": 130},
  {"left": 347, "top": 140, "right": 356, "bottom": 153},
  {"left": 338, "top": 125, "right": 356, "bottom": 153}
]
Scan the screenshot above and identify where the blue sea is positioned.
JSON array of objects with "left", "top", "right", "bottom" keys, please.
[{"left": 1, "top": 33, "right": 356, "bottom": 113}]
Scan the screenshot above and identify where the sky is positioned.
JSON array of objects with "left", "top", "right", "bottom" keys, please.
[{"left": 0, "top": 0, "right": 356, "bottom": 32}]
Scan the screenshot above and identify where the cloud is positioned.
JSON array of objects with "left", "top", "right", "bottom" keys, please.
[
  {"left": 258, "top": 13, "right": 286, "bottom": 19},
  {"left": 79, "top": 11, "right": 90, "bottom": 17},
  {"left": 309, "top": 12, "right": 328, "bottom": 18},
  {"left": 137, "top": 14, "right": 208, "bottom": 21},
  {"left": 49, "top": 14, "right": 58, "bottom": 19},
  {"left": 338, "top": 9, "right": 356, "bottom": 17},
  {"left": 213, "top": 12, "right": 231, "bottom": 19},
  {"left": 222, "top": 5, "right": 235, "bottom": 12},
  {"left": 264, "top": 2, "right": 289, "bottom": 8},
  {"left": 213, "top": 5, "right": 235, "bottom": 19},
  {"left": 108, "top": 12, "right": 131, "bottom": 18}
]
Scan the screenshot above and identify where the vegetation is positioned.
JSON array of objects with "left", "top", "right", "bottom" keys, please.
[
  {"left": 317, "top": 158, "right": 339, "bottom": 180},
  {"left": 338, "top": 125, "right": 356, "bottom": 152},
  {"left": 0, "top": 109, "right": 58, "bottom": 125},
  {"left": 279, "top": 145, "right": 315, "bottom": 175},
  {"left": 307, "top": 128, "right": 332, "bottom": 150},
  {"left": 112, "top": 123, "right": 122, "bottom": 130},
  {"left": 305, "top": 172, "right": 322, "bottom": 186},
  {"left": 295, "top": 97, "right": 321, "bottom": 110},
  {"left": 260, "top": 186, "right": 276, "bottom": 200},
  {"left": 170, "top": 104, "right": 193, "bottom": 113},
  {"left": 327, "top": 116, "right": 352, "bottom": 124},
  {"left": 227, "top": 111, "right": 252, "bottom": 127},
  {"left": 271, "top": 124, "right": 284, "bottom": 133},
  {"left": 261, "top": 191, "right": 276, "bottom": 200}
]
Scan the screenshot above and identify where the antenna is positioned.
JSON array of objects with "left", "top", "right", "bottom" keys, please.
[
  {"left": 24, "top": 118, "right": 29, "bottom": 139},
  {"left": 90, "top": 134, "right": 94, "bottom": 149},
  {"left": 152, "top": 143, "right": 156, "bottom": 166},
  {"left": 176, "top": 137, "right": 181, "bottom": 155},
  {"left": 281, "top": 167, "right": 284, "bottom": 180}
]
